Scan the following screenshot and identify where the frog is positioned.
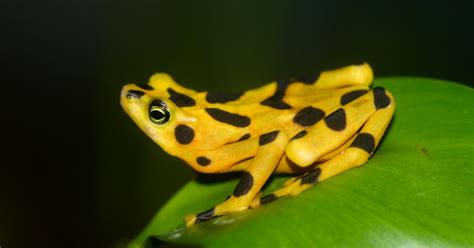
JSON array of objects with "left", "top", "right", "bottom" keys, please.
[{"left": 120, "top": 63, "right": 395, "bottom": 228}]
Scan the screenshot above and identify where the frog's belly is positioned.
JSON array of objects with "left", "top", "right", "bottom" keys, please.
[{"left": 228, "top": 131, "right": 356, "bottom": 174}]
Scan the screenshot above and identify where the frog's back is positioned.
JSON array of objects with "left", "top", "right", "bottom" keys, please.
[{"left": 186, "top": 80, "right": 371, "bottom": 138}]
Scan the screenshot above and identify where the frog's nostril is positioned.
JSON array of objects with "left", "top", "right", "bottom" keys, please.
[{"left": 126, "top": 89, "right": 146, "bottom": 99}]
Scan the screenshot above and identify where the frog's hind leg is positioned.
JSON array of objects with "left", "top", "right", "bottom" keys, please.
[
  {"left": 286, "top": 87, "right": 394, "bottom": 167},
  {"left": 252, "top": 88, "right": 395, "bottom": 207},
  {"left": 302, "top": 63, "right": 374, "bottom": 88},
  {"left": 185, "top": 131, "right": 290, "bottom": 227}
]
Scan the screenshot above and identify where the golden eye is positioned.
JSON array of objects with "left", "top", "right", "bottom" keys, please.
[{"left": 149, "top": 100, "right": 170, "bottom": 124}]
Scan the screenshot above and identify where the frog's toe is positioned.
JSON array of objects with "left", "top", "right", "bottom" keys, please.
[
  {"left": 185, "top": 215, "right": 196, "bottom": 228},
  {"left": 249, "top": 192, "right": 262, "bottom": 208},
  {"left": 250, "top": 193, "right": 277, "bottom": 208},
  {"left": 185, "top": 207, "right": 216, "bottom": 228},
  {"left": 260, "top": 193, "right": 281, "bottom": 205},
  {"left": 250, "top": 198, "right": 260, "bottom": 208}
]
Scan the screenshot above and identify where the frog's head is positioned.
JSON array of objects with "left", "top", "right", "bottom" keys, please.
[{"left": 120, "top": 73, "right": 198, "bottom": 156}]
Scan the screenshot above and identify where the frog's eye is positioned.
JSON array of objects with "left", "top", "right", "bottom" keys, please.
[{"left": 149, "top": 100, "right": 170, "bottom": 125}]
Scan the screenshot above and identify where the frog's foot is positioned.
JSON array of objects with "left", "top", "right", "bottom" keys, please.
[
  {"left": 185, "top": 197, "right": 251, "bottom": 228},
  {"left": 185, "top": 131, "right": 290, "bottom": 228},
  {"left": 250, "top": 167, "right": 321, "bottom": 208},
  {"left": 185, "top": 208, "right": 217, "bottom": 227}
]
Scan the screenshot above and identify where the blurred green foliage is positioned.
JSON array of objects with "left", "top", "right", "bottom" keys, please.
[
  {"left": 2, "top": 0, "right": 473, "bottom": 247},
  {"left": 97, "top": 1, "right": 472, "bottom": 245}
]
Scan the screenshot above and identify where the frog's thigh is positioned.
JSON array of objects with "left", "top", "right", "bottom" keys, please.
[
  {"left": 275, "top": 134, "right": 357, "bottom": 174},
  {"left": 186, "top": 131, "right": 289, "bottom": 227},
  {"left": 252, "top": 89, "right": 395, "bottom": 206}
]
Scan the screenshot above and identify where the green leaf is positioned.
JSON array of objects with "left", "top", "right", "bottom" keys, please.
[{"left": 127, "top": 77, "right": 474, "bottom": 248}]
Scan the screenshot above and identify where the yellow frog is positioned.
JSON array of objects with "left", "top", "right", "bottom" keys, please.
[{"left": 120, "top": 63, "right": 395, "bottom": 227}]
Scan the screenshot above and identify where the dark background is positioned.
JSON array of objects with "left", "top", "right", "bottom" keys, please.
[{"left": 1, "top": 0, "right": 473, "bottom": 247}]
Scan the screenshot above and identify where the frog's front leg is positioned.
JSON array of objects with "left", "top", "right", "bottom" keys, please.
[{"left": 186, "top": 131, "right": 289, "bottom": 227}]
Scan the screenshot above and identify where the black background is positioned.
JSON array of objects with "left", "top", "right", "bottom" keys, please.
[{"left": 1, "top": 0, "right": 473, "bottom": 247}]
